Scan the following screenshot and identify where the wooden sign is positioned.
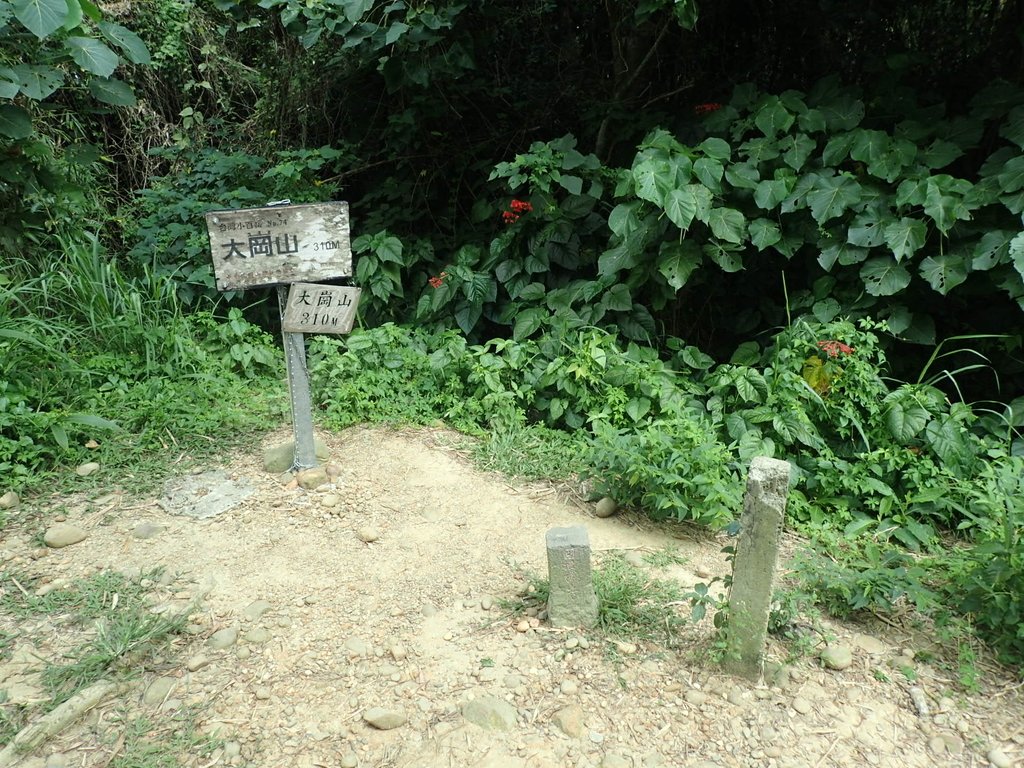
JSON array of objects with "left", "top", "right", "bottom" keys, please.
[
  {"left": 281, "top": 284, "right": 361, "bottom": 335},
  {"left": 204, "top": 201, "right": 352, "bottom": 291}
]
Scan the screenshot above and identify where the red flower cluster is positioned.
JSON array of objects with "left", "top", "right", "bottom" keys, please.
[
  {"left": 428, "top": 271, "right": 448, "bottom": 288},
  {"left": 502, "top": 198, "right": 533, "bottom": 224},
  {"left": 817, "top": 340, "right": 855, "bottom": 358},
  {"left": 694, "top": 102, "right": 723, "bottom": 115}
]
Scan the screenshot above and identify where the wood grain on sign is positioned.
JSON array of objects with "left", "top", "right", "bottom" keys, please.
[
  {"left": 204, "top": 202, "right": 352, "bottom": 290},
  {"left": 281, "top": 284, "right": 361, "bottom": 335}
]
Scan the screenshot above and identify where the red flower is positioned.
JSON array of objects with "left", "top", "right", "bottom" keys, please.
[
  {"left": 817, "top": 340, "right": 855, "bottom": 358},
  {"left": 694, "top": 102, "right": 723, "bottom": 115},
  {"left": 428, "top": 271, "right": 448, "bottom": 289},
  {"left": 502, "top": 199, "right": 533, "bottom": 224}
]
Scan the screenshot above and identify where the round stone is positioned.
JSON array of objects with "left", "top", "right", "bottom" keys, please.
[
  {"left": 987, "top": 748, "right": 1012, "bottom": 768},
  {"left": 43, "top": 523, "right": 87, "bottom": 549},
  {"left": 821, "top": 644, "right": 854, "bottom": 670},
  {"left": 595, "top": 497, "right": 618, "bottom": 518},
  {"left": 363, "top": 707, "right": 407, "bottom": 730},
  {"left": 75, "top": 462, "right": 100, "bottom": 477},
  {"left": 356, "top": 527, "right": 380, "bottom": 543},
  {"left": 792, "top": 697, "right": 812, "bottom": 714}
]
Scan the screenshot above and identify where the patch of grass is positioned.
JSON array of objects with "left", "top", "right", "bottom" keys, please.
[
  {"left": 1, "top": 569, "right": 159, "bottom": 621},
  {"left": 504, "top": 554, "right": 692, "bottom": 644},
  {"left": 467, "top": 419, "right": 588, "bottom": 482},
  {"left": 592, "top": 555, "right": 690, "bottom": 641},
  {"left": 0, "top": 628, "right": 15, "bottom": 661},
  {"left": 106, "top": 708, "right": 222, "bottom": 768},
  {"left": 43, "top": 607, "right": 187, "bottom": 705},
  {"left": 641, "top": 546, "right": 689, "bottom": 569},
  {"left": 0, "top": 702, "right": 28, "bottom": 747}
]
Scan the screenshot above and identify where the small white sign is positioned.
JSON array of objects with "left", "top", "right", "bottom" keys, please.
[
  {"left": 205, "top": 201, "right": 352, "bottom": 291},
  {"left": 281, "top": 284, "right": 361, "bottom": 335}
]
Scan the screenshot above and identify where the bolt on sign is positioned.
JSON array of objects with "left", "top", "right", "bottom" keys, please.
[
  {"left": 282, "top": 284, "right": 361, "bottom": 335},
  {"left": 204, "top": 201, "right": 352, "bottom": 290}
]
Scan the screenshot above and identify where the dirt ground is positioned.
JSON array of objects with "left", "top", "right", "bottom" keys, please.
[{"left": 1, "top": 425, "right": 1022, "bottom": 768}]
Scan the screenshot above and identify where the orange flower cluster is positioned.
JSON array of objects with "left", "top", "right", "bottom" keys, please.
[
  {"left": 502, "top": 198, "right": 533, "bottom": 224},
  {"left": 817, "top": 340, "right": 855, "bottom": 358},
  {"left": 694, "top": 102, "right": 723, "bottom": 115},
  {"left": 428, "top": 271, "right": 448, "bottom": 288}
]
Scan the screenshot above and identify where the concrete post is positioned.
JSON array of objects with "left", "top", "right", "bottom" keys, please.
[
  {"left": 722, "top": 456, "right": 791, "bottom": 680},
  {"left": 545, "top": 525, "right": 599, "bottom": 629}
]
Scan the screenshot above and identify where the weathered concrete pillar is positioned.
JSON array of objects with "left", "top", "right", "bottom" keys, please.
[
  {"left": 545, "top": 525, "right": 599, "bottom": 628},
  {"left": 722, "top": 456, "right": 791, "bottom": 681}
]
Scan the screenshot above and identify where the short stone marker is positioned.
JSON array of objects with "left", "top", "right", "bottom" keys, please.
[
  {"left": 722, "top": 456, "right": 791, "bottom": 680},
  {"left": 545, "top": 525, "right": 599, "bottom": 628}
]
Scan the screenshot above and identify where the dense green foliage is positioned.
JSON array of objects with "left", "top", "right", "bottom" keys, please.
[{"left": 2, "top": 0, "right": 1023, "bottom": 667}]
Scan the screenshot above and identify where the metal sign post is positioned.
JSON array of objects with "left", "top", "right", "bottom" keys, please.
[{"left": 205, "top": 201, "right": 356, "bottom": 472}]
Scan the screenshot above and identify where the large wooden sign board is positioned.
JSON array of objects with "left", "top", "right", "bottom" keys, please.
[
  {"left": 205, "top": 200, "right": 358, "bottom": 472},
  {"left": 204, "top": 201, "right": 352, "bottom": 290}
]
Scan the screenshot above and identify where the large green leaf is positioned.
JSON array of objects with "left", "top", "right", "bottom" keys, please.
[
  {"left": 749, "top": 218, "right": 781, "bottom": 250},
  {"left": 880, "top": 393, "right": 929, "bottom": 442},
  {"left": 860, "top": 257, "right": 911, "bottom": 296},
  {"left": 818, "top": 240, "right": 868, "bottom": 269},
  {"left": 657, "top": 240, "right": 701, "bottom": 290},
  {"left": 896, "top": 177, "right": 928, "bottom": 207},
  {"left": 780, "top": 134, "right": 815, "bottom": 171},
  {"left": 919, "top": 253, "right": 968, "bottom": 295},
  {"left": 846, "top": 210, "right": 887, "bottom": 248},
  {"left": 608, "top": 202, "right": 641, "bottom": 238},
  {"left": 996, "top": 155, "right": 1024, "bottom": 194},
  {"left": 812, "top": 298, "right": 840, "bottom": 323},
  {"left": 971, "top": 229, "right": 1013, "bottom": 270},
  {"left": 598, "top": 240, "right": 639, "bottom": 276},
  {"left": 1009, "top": 232, "right": 1024, "bottom": 282},
  {"left": 708, "top": 207, "right": 746, "bottom": 244},
  {"left": 999, "top": 105, "right": 1024, "bottom": 148},
  {"left": 817, "top": 93, "right": 864, "bottom": 130},
  {"left": 663, "top": 187, "right": 697, "bottom": 230},
  {"left": 753, "top": 178, "right": 790, "bottom": 210},
  {"left": 703, "top": 242, "right": 744, "bottom": 272},
  {"left": 633, "top": 158, "right": 670, "bottom": 205},
  {"left": 740, "top": 137, "right": 779, "bottom": 164},
  {"left": 724, "top": 162, "right": 760, "bottom": 190},
  {"left": 693, "top": 157, "right": 723, "bottom": 190},
  {"left": 925, "top": 415, "right": 969, "bottom": 468},
  {"left": 883, "top": 217, "right": 927, "bottom": 262},
  {"left": 754, "top": 97, "right": 793, "bottom": 137},
  {"left": 601, "top": 283, "right": 632, "bottom": 312},
  {"left": 822, "top": 132, "right": 855, "bottom": 165},
  {"left": 13, "top": 0, "right": 68, "bottom": 39},
  {"left": 0, "top": 74, "right": 17, "bottom": 100},
  {"left": 0, "top": 104, "right": 32, "bottom": 138},
  {"left": 921, "top": 139, "right": 963, "bottom": 169},
  {"left": 807, "top": 173, "right": 861, "bottom": 224},
  {"left": 798, "top": 108, "right": 826, "bottom": 133},
  {"left": 98, "top": 21, "right": 151, "bottom": 64},
  {"left": 923, "top": 178, "right": 968, "bottom": 234},
  {"left": 88, "top": 76, "right": 135, "bottom": 106},
  {"left": 687, "top": 184, "right": 714, "bottom": 223},
  {"left": 66, "top": 36, "right": 119, "bottom": 77},
  {"left": 849, "top": 129, "right": 888, "bottom": 165},
  {"left": 698, "top": 137, "right": 731, "bottom": 161},
  {"left": 868, "top": 139, "right": 917, "bottom": 182},
  {"left": 10, "top": 64, "right": 63, "bottom": 100}
]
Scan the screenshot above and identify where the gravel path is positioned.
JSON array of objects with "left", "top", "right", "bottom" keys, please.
[{"left": 1, "top": 425, "right": 1021, "bottom": 768}]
